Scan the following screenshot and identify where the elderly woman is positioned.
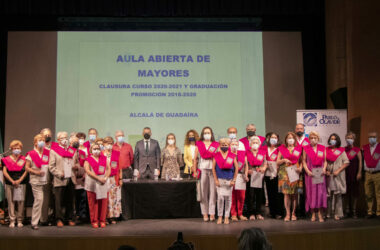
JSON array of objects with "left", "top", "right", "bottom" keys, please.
[
  {"left": 25, "top": 134, "right": 50, "bottom": 230},
  {"left": 84, "top": 143, "right": 110, "bottom": 228},
  {"left": 245, "top": 136, "right": 268, "bottom": 221},
  {"left": 49, "top": 131, "right": 77, "bottom": 227},
  {"left": 212, "top": 138, "right": 238, "bottom": 224},
  {"left": 302, "top": 131, "right": 327, "bottom": 222},
  {"left": 277, "top": 132, "right": 303, "bottom": 222},
  {"left": 161, "top": 133, "right": 183, "bottom": 180},
  {"left": 326, "top": 133, "right": 349, "bottom": 220},
  {"left": 1, "top": 140, "right": 28, "bottom": 228},
  {"left": 344, "top": 131, "right": 362, "bottom": 218}
]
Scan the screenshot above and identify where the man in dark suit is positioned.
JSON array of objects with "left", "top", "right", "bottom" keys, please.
[{"left": 134, "top": 127, "right": 161, "bottom": 179}]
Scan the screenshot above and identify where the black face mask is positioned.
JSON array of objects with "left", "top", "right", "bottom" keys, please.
[
  {"left": 220, "top": 146, "right": 229, "bottom": 152},
  {"left": 296, "top": 131, "right": 304, "bottom": 137},
  {"left": 188, "top": 137, "right": 195, "bottom": 142},
  {"left": 247, "top": 131, "right": 256, "bottom": 137},
  {"left": 45, "top": 136, "right": 52, "bottom": 143},
  {"left": 144, "top": 133, "right": 151, "bottom": 140},
  {"left": 72, "top": 142, "right": 79, "bottom": 149}
]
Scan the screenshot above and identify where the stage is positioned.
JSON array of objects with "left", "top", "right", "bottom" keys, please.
[{"left": 0, "top": 217, "right": 379, "bottom": 250}]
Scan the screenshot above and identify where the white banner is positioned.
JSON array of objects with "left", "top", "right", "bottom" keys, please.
[{"left": 296, "top": 109, "right": 347, "bottom": 147}]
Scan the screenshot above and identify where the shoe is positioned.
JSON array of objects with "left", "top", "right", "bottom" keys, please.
[
  {"left": 111, "top": 220, "right": 117, "bottom": 224},
  {"left": 239, "top": 216, "right": 248, "bottom": 221},
  {"left": 217, "top": 217, "right": 223, "bottom": 225},
  {"left": 291, "top": 214, "right": 297, "bottom": 221},
  {"left": 224, "top": 218, "right": 230, "bottom": 224},
  {"left": 9, "top": 222, "right": 15, "bottom": 228},
  {"left": 256, "top": 214, "right": 264, "bottom": 220},
  {"left": 284, "top": 215, "right": 290, "bottom": 222},
  {"left": 17, "top": 222, "right": 23, "bottom": 228},
  {"left": 100, "top": 223, "right": 106, "bottom": 228},
  {"left": 249, "top": 215, "right": 256, "bottom": 221},
  {"left": 275, "top": 215, "right": 282, "bottom": 220},
  {"left": 31, "top": 225, "right": 39, "bottom": 230},
  {"left": 57, "top": 220, "right": 64, "bottom": 227},
  {"left": 209, "top": 215, "right": 215, "bottom": 222},
  {"left": 334, "top": 216, "right": 341, "bottom": 221},
  {"left": 231, "top": 216, "right": 238, "bottom": 222},
  {"left": 203, "top": 215, "right": 209, "bottom": 222},
  {"left": 68, "top": 221, "right": 76, "bottom": 226},
  {"left": 92, "top": 223, "right": 99, "bottom": 228}
]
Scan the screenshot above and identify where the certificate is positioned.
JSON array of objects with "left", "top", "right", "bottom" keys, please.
[
  {"left": 40, "top": 164, "right": 48, "bottom": 182},
  {"left": 250, "top": 170, "right": 264, "bottom": 188},
  {"left": 267, "top": 161, "right": 278, "bottom": 179},
  {"left": 235, "top": 173, "right": 246, "bottom": 190},
  {"left": 95, "top": 180, "right": 108, "bottom": 200},
  {"left": 286, "top": 165, "right": 299, "bottom": 183},
  {"left": 13, "top": 186, "right": 24, "bottom": 201},
  {"left": 63, "top": 161, "right": 72, "bottom": 178},
  {"left": 312, "top": 168, "right": 324, "bottom": 184},
  {"left": 217, "top": 179, "right": 233, "bottom": 196}
]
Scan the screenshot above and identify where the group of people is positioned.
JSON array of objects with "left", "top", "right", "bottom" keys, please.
[{"left": 0, "top": 123, "right": 379, "bottom": 229}]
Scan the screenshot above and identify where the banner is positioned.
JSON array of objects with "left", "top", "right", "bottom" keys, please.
[{"left": 296, "top": 109, "right": 347, "bottom": 146}]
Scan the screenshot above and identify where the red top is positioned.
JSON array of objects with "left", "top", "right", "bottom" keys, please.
[{"left": 112, "top": 142, "right": 134, "bottom": 169}]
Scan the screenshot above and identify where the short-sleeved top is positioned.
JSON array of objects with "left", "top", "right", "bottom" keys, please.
[
  {"left": 1, "top": 157, "right": 28, "bottom": 185},
  {"left": 215, "top": 163, "right": 235, "bottom": 180}
]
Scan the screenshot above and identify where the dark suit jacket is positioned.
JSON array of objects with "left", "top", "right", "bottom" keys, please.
[{"left": 134, "top": 139, "right": 161, "bottom": 173}]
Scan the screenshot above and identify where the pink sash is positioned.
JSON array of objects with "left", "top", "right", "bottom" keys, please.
[
  {"left": 196, "top": 141, "right": 219, "bottom": 159},
  {"left": 78, "top": 149, "right": 87, "bottom": 167},
  {"left": 51, "top": 142, "right": 76, "bottom": 158},
  {"left": 304, "top": 144, "right": 325, "bottom": 166},
  {"left": 109, "top": 150, "right": 120, "bottom": 177},
  {"left": 239, "top": 136, "right": 265, "bottom": 151},
  {"left": 246, "top": 149, "right": 266, "bottom": 166},
  {"left": 235, "top": 150, "right": 246, "bottom": 171},
  {"left": 214, "top": 151, "right": 235, "bottom": 170},
  {"left": 87, "top": 155, "right": 107, "bottom": 175},
  {"left": 297, "top": 137, "right": 310, "bottom": 148},
  {"left": 326, "top": 147, "right": 345, "bottom": 162},
  {"left": 266, "top": 147, "right": 279, "bottom": 162},
  {"left": 27, "top": 148, "right": 50, "bottom": 168},
  {"left": 2, "top": 156, "right": 26, "bottom": 172},
  {"left": 363, "top": 144, "right": 380, "bottom": 168},
  {"left": 345, "top": 146, "right": 360, "bottom": 161},
  {"left": 278, "top": 145, "right": 302, "bottom": 165}
]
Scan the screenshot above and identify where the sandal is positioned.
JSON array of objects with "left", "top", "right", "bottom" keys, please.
[
  {"left": 249, "top": 215, "right": 256, "bottom": 221},
  {"left": 284, "top": 216, "right": 290, "bottom": 222},
  {"left": 231, "top": 216, "right": 238, "bottom": 222},
  {"left": 217, "top": 217, "right": 223, "bottom": 225},
  {"left": 239, "top": 216, "right": 248, "bottom": 221},
  {"left": 256, "top": 214, "right": 264, "bottom": 220},
  {"left": 224, "top": 218, "right": 230, "bottom": 224},
  {"left": 291, "top": 214, "right": 297, "bottom": 221}
]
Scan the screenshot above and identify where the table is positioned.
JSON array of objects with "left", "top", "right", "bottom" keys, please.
[{"left": 122, "top": 179, "right": 201, "bottom": 219}]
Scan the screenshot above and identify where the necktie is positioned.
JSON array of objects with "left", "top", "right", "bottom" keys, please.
[{"left": 145, "top": 141, "right": 149, "bottom": 153}]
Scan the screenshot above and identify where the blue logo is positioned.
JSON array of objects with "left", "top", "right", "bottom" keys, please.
[{"left": 303, "top": 113, "right": 317, "bottom": 127}]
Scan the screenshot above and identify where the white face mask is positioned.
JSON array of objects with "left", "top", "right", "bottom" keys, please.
[
  {"left": 37, "top": 140, "right": 45, "bottom": 148},
  {"left": 269, "top": 138, "right": 278, "bottom": 145},
  {"left": 12, "top": 149, "right": 21, "bottom": 155},
  {"left": 167, "top": 139, "right": 175, "bottom": 145},
  {"left": 228, "top": 133, "right": 237, "bottom": 140},
  {"left": 369, "top": 137, "right": 377, "bottom": 145},
  {"left": 92, "top": 149, "right": 100, "bottom": 156},
  {"left": 105, "top": 144, "right": 113, "bottom": 150},
  {"left": 251, "top": 144, "right": 259, "bottom": 150},
  {"left": 329, "top": 140, "right": 337, "bottom": 146},
  {"left": 346, "top": 139, "right": 354, "bottom": 145},
  {"left": 204, "top": 134, "right": 211, "bottom": 140},
  {"left": 79, "top": 139, "right": 85, "bottom": 145},
  {"left": 310, "top": 138, "right": 318, "bottom": 145},
  {"left": 60, "top": 139, "right": 68, "bottom": 147},
  {"left": 231, "top": 145, "right": 238, "bottom": 151},
  {"left": 287, "top": 138, "right": 295, "bottom": 145}
]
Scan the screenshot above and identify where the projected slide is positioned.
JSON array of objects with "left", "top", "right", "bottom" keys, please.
[{"left": 56, "top": 32, "right": 265, "bottom": 146}]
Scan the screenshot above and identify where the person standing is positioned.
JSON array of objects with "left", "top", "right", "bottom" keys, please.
[
  {"left": 161, "top": 133, "right": 183, "bottom": 180},
  {"left": 362, "top": 131, "right": 380, "bottom": 218},
  {"left": 25, "top": 134, "right": 50, "bottom": 229},
  {"left": 344, "top": 131, "right": 362, "bottom": 218},
  {"left": 134, "top": 127, "right": 161, "bottom": 179},
  {"left": 325, "top": 133, "right": 349, "bottom": 220},
  {"left": 183, "top": 130, "right": 199, "bottom": 178},
  {"left": 1, "top": 140, "right": 28, "bottom": 228},
  {"left": 302, "top": 131, "right": 327, "bottom": 222},
  {"left": 193, "top": 127, "right": 219, "bottom": 222},
  {"left": 48, "top": 131, "right": 77, "bottom": 227},
  {"left": 239, "top": 124, "right": 265, "bottom": 151}
]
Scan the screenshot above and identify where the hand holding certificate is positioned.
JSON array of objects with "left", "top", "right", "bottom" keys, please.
[
  {"left": 312, "top": 168, "right": 324, "bottom": 184},
  {"left": 250, "top": 170, "right": 264, "bottom": 188},
  {"left": 286, "top": 165, "right": 299, "bottom": 183}
]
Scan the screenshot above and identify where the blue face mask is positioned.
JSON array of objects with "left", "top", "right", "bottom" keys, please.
[
  {"left": 369, "top": 137, "right": 377, "bottom": 145},
  {"left": 99, "top": 145, "right": 104, "bottom": 151},
  {"left": 37, "top": 141, "right": 45, "bottom": 148},
  {"left": 117, "top": 136, "right": 125, "bottom": 143},
  {"left": 89, "top": 134, "right": 96, "bottom": 141},
  {"left": 329, "top": 140, "right": 337, "bottom": 146}
]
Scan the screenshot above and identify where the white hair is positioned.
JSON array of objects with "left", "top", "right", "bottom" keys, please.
[
  {"left": 56, "top": 131, "right": 68, "bottom": 139},
  {"left": 249, "top": 136, "right": 261, "bottom": 144},
  {"left": 246, "top": 123, "right": 256, "bottom": 129}
]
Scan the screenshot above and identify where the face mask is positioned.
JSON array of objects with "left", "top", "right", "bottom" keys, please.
[
  {"left": 144, "top": 133, "right": 151, "bottom": 140},
  {"left": 12, "top": 149, "right": 21, "bottom": 155},
  {"left": 72, "top": 142, "right": 79, "bottom": 149},
  {"left": 89, "top": 134, "right": 96, "bottom": 142},
  {"left": 188, "top": 137, "right": 195, "bottom": 142},
  {"left": 296, "top": 131, "right": 304, "bottom": 137},
  {"left": 45, "top": 136, "right": 52, "bottom": 143},
  {"left": 228, "top": 133, "right": 237, "bottom": 140},
  {"left": 231, "top": 145, "right": 238, "bottom": 151},
  {"left": 269, "top": 138, "right": 278, "bottom": 145},
  {"left": 105, "top": 144, "right": 113, "bottom": 150},
  {"left": 92, "top": 149, "right": 100, "bottom": 156},
  {"left": 346, "top": 139, "right": 354, "bottom": 145},
  {"left": 251, "top": 144, "right": 259, "bottom": 150},
  {"left": 247, "top": 131, "right": 256, "bottom": 137},
  {"left": 37, "top": 141, "right": 45, "bottom": 148},
  {"left": 167, "top": 139, "right": 175, "bottom": 145},
  {"left": 369, "top": 137, "right": 377, "bottom": 145},
  {"left": 220, "top": 146, "right": 229, "bottom": 152},
  {"left": 287, "top": 138, "right": 295, "bottom": 145},
  {"left": 79, "top": 139, "right": 84, "bottom": 145},
  {"left": 60, "top": 139, "right": 68, "bottom": 147},
  {"left": 99, "top": 145, "right": 104, "bottom": 151},
  {"left": 329, "top": 140, "right": 337, "bottom": 146},
  {"left": 310, "top": 139, "right": 318, "bottom": 145},
  {"left": 117, "top": 136, "right": 125, "bottom": 143},
  {"left": 203, "top": 134, "right": 211, "bottom": 140}
]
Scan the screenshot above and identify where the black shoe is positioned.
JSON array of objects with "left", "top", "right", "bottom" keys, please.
[
  {"left": 365, "top": 214, "right": 376, "bottom": 219},
  {"left": 31, "top": 225, "right": 39, "bottom": 230}
]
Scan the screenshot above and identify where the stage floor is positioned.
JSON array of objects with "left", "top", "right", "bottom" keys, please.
[{"left": 0, "top": 217, "right": 379, "bottom": 250}]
